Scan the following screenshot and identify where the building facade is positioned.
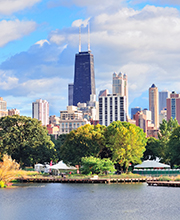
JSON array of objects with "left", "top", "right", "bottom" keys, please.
[
  {"left": 99, "top": 94, "right": 127, "bottom": 126},
  {"left": 73, "top": 51, "right": 96, "bottom": 106},
  {"left": 68, "top": 83, "right": 74, "bottom": 106},
  {"left": 131, "top": 107, "right": 142, "bottom": 119},
  {"left": 159, "top": 90, "right": 170, "bottom": 114},
  {"left": 167, "top": 91, "right": 180, "bottom": 124},
  {"left": 32, "top": 99, "right": 49, "bottom": 126},
  {"left": 112, "top": 72, "right": 128, "bottom": 115},
  {"left": 149, "top": 84, "right": 159, "bottom": 128},
  {"left": 0, "top": 97, "right": 8, "bottom": 118},
  {"left": 8, "top": 108, "right": 20, "bottom": 116}
]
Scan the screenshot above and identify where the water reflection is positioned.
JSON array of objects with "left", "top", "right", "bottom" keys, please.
[{"left": 0, "top": 183, "right": 180, "bottom": 220}]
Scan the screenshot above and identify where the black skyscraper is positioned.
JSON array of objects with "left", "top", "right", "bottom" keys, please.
[{"left": 73, "top": 51, "right": 96, "bottom": 106}]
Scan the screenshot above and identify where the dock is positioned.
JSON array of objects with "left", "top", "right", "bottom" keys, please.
[
  {"left": 18, "top": 177, "right": 148, "bottom": 184},
  {"left": 147, "top": 180, "right": 180, "bottom": 187}
]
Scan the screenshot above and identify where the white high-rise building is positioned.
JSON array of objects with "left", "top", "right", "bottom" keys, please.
[
  {"left": 99, "top": 94, "right": 127, "bottom": 126},
  {"left": 32, "top": 99, "right": 49, "bottom": 126},
  {"left": 112, "top": 72, "right": 128, "bottom": 115}
]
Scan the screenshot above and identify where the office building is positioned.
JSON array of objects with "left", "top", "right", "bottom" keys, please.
[
  {"left": 131, "top": 107, "right": 142, "bottom": 119},
  {"left": 32, "top": 99, "right": 49, "bottom": 126},
  {"left": 99, "top": 94, "right": 127, "bottom": 126},
  {"left": 73, "top": 51, "right": 96, "bottom": 106},
  {"left": 167, "top": 91, "right": 180, "bottom": 124},
  {"left": 149, "top": 84, "right": 159, "bottom": 128},
  {"left": 68, "top": 83, "right": 74, "bottom": 106},
  {"left": 0, "top": 97, "right": 8, "bottom": 118},
  {"left": 112, "top": 72, "right": 128, "bottom": 115},
  {"left": 159, "top": 90, "right": 170, "bottom": 114},
  {"left": 59, "top": 105, "right": 90, "bottom": 134}
]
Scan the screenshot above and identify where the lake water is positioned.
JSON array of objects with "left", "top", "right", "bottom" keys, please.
[{"left": 0, "top": 182, "right": 180, "bottom": 220}]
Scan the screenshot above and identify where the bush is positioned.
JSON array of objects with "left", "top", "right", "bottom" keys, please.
[
  {"left": 0, "top": 180, "right": 6, "bottom": 188},
  {"left": 158, "top": 175, "right": 172, "bottom": 181}
]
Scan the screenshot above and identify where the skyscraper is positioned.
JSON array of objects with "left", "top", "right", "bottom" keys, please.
[
  {"left": 149, "top": 84, "right": 159, "bottom": 128},
  {"left": 159, "top": 90, "right": 170, "bottom": 114},
  {"left": 32, "top": 99, "right": 49, "bottom": 126},
  {"left": 73, "top": 51, "right": 95, "bottom": 106},
  {"left": 68, "top": 83, "right": 74, "bottom": 106},
  {"left": 99, "top": 94, "right": 127, "bottom": 126},
  {"left": 112, "top": 72, "right": 128, "bottom": 115},
  {"left": 167, "top": 91, "right": 180, "bottom": 124}
]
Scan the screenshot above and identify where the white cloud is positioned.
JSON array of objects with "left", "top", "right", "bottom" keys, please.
[
  {"left": 0, "top": 19, "right": 37, "bottom": 47},
  {"left": 0, "top": 0, "right": 41, "bottom": 15},
  {"left": 0, "top": 70, "right": 19, "bottom": 90}
]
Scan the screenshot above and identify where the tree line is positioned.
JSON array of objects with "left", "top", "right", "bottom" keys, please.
[{"left": 1, "top": 115, "right": 180, "bottom": 171}]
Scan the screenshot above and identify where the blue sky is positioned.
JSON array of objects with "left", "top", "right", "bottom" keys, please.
[{"left": 1, "top": 0, "right": 180, "bottom": 117}]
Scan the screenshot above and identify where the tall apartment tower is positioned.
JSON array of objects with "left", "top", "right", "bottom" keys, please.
[
  {"left": 149, "top": 84, "right": 159, "bottom": 128},
  {"left": 112, "top": 72, "right": 128, "bottom": 115},
  {"left": 167, "top": 91, "right": 180, "bottom": 124},
  {"left": 73, "top": 51, "right": 96, "bottom": 106},
  {"left": 32, "top": 99, "right": 49, "bottom": 126},
  {"left": 99, "top": 94, "right": 127, "bottom": 126},
  {"left": 159, "top": 90, "right": 170, "bottom": 114},
  {"left": 0, "top": 97, "right": 8, "bottom": 118}
]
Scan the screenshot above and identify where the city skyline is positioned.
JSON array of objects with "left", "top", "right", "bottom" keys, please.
[{"left": 1, "top": 1, "right": 180, "bottom": 116}]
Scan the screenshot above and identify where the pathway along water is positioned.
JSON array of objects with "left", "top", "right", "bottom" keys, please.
[{"left": 0, "top": 182, "right": 180, "bottom": 220}]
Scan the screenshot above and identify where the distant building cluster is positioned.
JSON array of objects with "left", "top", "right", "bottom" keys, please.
[
  {"left": 2, "top": 28, "right": 177, "bottom": 140},
  {"left": 0, "top": 97, "right": 20, "bottom": 118}
]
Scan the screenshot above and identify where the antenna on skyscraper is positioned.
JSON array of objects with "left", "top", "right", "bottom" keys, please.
[
  {"left": 79, "top": 25, "right": 81, "bottom": 52},
  {"left": 88, "top": 22, "right": 91, "bottom": 52}
]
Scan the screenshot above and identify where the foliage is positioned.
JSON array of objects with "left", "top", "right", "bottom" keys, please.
[
  {"left": 50, "top": 134, "right": 67, "bottom": 160},
  {"left": 143, "top": 137, "right": 160, "bottom": 160},
  {"left": 81, "top": 156, "right": 115, "bottom": 175},
  {"left": 0, "top": 115, "right": 56, "bottom": 166},
  {"left": 0, "top": 154, "right": 20, "bottom": 186},
  {"left": 169, "top": 126, "right": 180, "bottom": 167},
  {"left": 60, "top": 124, "right": 106, "bottom": 165},
  {"left": 158, "top": 175, "right": 172, "bottom": 181},
  {"left": 106, "top": 121, "right": 147, "bottom": 173},
  {"left": 158, "top": 118, "right": 178, "bottom": 164}
]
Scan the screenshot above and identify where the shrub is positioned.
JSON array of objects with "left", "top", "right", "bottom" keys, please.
[{"left": 0, "top": 180, "right": 6, "bottom": 188}]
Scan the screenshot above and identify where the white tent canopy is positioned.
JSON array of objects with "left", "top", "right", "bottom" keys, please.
[
  {"left": 50, "top": 161, "right": 76, "bottom": 170},
  {"left": 134, "top": 160, "right": 170, "bottom": 168}
]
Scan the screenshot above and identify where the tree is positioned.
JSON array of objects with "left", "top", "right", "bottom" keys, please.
[
  {"left": 169, "top": 126, "right": 180, "bottom": 167},
  {"left": 0, "top": 154, "right": 20, "bottom": 187},
  {"left": 60, "top": 124, "right": 106, "bottom": 165},
  {"left": 158, "top": 118, "right": 178, "bottom": 163},
  {"left": 0, "top": 115, "right": 56, "bottom": 166},
  {"left": 143, "top": 137, "right": 160, "bottom": 160},
  {"left": 81, "top": 156, "right": 115, "bottom": 175},
  {"left": 106, "top": 121, "right": 147, "bottom": 173},
  {"left": 50, "top": 134, "right": 68, "bottom": 161}
]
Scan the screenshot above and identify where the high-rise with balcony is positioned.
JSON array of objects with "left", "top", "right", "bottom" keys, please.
[
  {"left": 112, "top": 72, "right": 128, "bottom": 115},
  {"left": 0, "top": 97, "right": 8, "bottom": 118},
  {"left": 149, "top": 84, "right": 159, "bottom": 128},
  {"left": 167, "top": 91, "right": 180, "bottom": 124},
  {"left": 32, "top": 99, "right": 49, "bottom": 126}
]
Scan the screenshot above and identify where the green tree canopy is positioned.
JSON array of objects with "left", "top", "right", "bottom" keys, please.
[
  {"left": 60, "top": 124, "right": 106, "bottom": 166},
  {"left": 81, "top": 156, "right": 115, "bottom": 175},
  {"left": 0, "top": 115, "right": 56, "bottom": 166},
  {"left": 106, "top": 121, "right": 147, "bottom": 173},
  {"left": 158, "top": 118, "right": 179, "bottom": 163},
  {"left": 143, "top": 137, "right": 160, "bottom": 160},
  {"left": 169, "top": 126, "right": 180, "bottom": 167}
]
